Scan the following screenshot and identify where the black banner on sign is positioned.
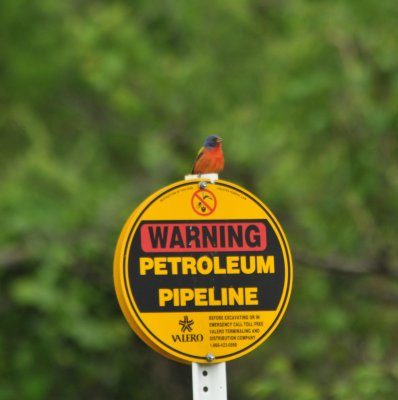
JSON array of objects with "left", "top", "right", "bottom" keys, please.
[{"left": 128, "top": 219, "right": 285, "bottom": 312}]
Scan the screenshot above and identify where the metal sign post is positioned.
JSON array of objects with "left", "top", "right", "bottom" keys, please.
[{"left": 192, "top": 362, "right": 227, "bottom": 400}]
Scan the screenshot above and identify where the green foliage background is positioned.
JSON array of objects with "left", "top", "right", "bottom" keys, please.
[{"left": 1, "top": 0, "right": 397, "bottom": 399}]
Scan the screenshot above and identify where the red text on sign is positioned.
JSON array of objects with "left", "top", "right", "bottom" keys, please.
[{"left": 140, "top": 221, "right": 267, "bottom": 253}]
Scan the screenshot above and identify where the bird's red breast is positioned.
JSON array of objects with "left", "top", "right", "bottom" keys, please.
[{"left": 192, "top": 143, "right": 224, "bottom": 174}]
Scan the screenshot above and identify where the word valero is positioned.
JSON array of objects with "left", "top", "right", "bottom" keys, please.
[
  {"left": 172, "top": 334, "right": 204, "bottom": 343},
  {"left": 140, "top": 220, "right": 267, "bottom": 252}
]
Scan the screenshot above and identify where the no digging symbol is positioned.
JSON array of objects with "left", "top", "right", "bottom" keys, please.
[{"left": 191, "top": 189, "right": 217, "bottom": 216}]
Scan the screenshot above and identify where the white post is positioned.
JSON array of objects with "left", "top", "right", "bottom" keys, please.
[{"left": 192, "top": 362, "right": 227, "bottom": 400}]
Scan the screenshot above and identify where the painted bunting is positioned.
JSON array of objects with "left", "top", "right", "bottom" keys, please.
[{"left": 191, "top": 135, "right": 224, "bottom": 174}]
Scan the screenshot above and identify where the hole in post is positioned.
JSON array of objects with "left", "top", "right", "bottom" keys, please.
[
  {"left": 203, "top": 386, "right": 208, "bottom": 392},
  {"left": 202, "top": 370, "right": 208, "bottom": 377}
]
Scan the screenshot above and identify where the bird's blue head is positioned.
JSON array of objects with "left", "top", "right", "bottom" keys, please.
[{"left": 203, "top": 135, "right": 223, "bottom": 149}]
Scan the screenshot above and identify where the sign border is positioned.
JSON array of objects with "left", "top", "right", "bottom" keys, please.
[{"left": 115, "top": 179, "right": 293, "bottom": 363}]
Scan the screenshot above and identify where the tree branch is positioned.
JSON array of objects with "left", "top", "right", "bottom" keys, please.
[
  {"left": 295, "top": 249, "right": 398, "bottom": 280},
  {"left": 0, "top": 246, "right": 30, "bottom": 269}
]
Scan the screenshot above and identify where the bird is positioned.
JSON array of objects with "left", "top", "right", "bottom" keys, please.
[{"left": 191, "top": 135, "right": 224, "bottom": 174}]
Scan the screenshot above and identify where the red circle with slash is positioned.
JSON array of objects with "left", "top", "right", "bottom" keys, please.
[{"left": 191, "top": 189, "right": 217, "bottom": 216}]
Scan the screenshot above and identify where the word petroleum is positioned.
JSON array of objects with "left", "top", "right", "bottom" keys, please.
[{"left": 139, "top": 255, "right": 275, "bottom": 276}]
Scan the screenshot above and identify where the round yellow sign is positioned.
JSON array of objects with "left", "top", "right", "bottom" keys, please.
[{"left": 114, "top": 179, "right": 293, "bottom": 364}]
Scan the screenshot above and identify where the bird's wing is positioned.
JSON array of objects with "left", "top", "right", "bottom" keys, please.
[
  {"left": 191, "top": 146, "right": 205, "bottom": 173},
  {"left": 194, "top": 146, "right": 205, "bottom": 162}
]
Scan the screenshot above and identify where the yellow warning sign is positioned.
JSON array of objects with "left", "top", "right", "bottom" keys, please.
[{"left": 114, "top": 179, "right": 293, "bottom": 364}]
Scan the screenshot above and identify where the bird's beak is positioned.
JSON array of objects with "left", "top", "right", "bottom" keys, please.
[{"left": 216, "top": 137, "right": 223, "bottom": 143}]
